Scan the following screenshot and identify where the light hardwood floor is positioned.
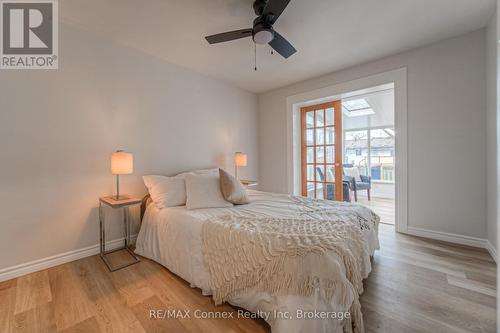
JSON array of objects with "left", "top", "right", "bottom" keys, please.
[
  {"left": 0, "top": 224, "right": 496, "bottom": 332},
  {"left": 356, "top": 196, "right": 395, "bottom": 225}
]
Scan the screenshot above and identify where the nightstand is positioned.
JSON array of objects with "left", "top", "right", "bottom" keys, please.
[
  {"left": 240, "top": 179, "right": 258, "bottom": 188},
  {"left": 99, "top": 196, "right": 142, "bottom": 272}
]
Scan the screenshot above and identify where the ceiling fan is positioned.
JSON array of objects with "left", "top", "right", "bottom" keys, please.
[{"left": 205, "top": 0, "right": 297, "bottom": 59}]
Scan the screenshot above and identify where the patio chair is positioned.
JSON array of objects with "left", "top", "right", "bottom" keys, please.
[{"left": 342, "top": 164, "right": 371, "bottom": 201}]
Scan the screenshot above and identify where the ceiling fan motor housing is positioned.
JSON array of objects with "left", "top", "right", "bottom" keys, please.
[
  {"left": 253, "top": 0, "right": 267, "bottom": 15},
  {"left": 252, "top": 17, "right": 275, "bottom": 44}
]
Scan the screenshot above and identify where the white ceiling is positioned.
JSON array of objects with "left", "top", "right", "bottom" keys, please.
[{"left": 60, "top": 0, "right": 495, "bottom": 93}]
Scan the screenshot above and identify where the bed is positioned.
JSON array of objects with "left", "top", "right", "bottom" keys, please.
[{"left": 135, "top": 190, "right": 379, "bottom": 333}]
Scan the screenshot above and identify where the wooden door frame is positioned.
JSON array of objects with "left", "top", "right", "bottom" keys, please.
[{"left": 300, "top": 100, "right": 343, "bottom": 201}]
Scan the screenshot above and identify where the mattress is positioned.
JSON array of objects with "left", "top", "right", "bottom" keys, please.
[{"left": 135, "top": 190, "right": 379, "bottom": 333}]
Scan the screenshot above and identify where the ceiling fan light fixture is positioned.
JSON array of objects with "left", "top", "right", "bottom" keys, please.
[
  {"left": 253, "top": 29, "right": 274, "bottom": 44},
  {"left": 253, "top": 21, "right": 274, "bottom": 44}
]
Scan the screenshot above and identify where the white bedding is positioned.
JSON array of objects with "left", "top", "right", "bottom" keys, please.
[{"left": 135, "top": 190, "right": 379, "bottom": 333}]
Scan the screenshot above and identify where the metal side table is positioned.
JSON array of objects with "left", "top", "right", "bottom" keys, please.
[{"left": 99, "top": 196, "right": 141, "bottom": 271}]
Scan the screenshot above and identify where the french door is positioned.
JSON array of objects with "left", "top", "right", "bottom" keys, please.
[{"left": 301, "top": 101, "right": 343, "bottom": 201}]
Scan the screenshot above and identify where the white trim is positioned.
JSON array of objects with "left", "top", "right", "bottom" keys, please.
[
  {"left": 485, "top": 240, "right": 498, "bottom": 263},
  {"left": 0, "top": 235, "right": 138, "bottom": 282},
  {"left": 285, "top": 67, "right": 408, "bottom": 233},
  {"left": 371, "top": 180, "right": 395, "bottom": 184},
  {"left": 394, "top": 69, "right": 408, "bottom": 234},
  {"left": 407, "top": 226, "right": 491, "bottom": 250}
]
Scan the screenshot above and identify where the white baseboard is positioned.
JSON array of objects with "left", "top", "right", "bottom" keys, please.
[
  {"left": 407, "top": 227, "right": 487, "bottom": 248},
  {"left": 406, "top": 227, "right": 496, "bottom": 259},
  {"left": 0, "top": 235, "right": 137, "bottom": 282},
  {"left": 485, "top": 240, "right": 498, "bottom": 263}
]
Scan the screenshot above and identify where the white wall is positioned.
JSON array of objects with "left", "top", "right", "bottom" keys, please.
[
  {"left": 486, "top": 12, "right": 498, "bottom": 253},
  {"left": 0, "top": 24, "right": 258, "bottom": 271},
  {"left": 258, "top": 29, "right": 487, "bottom": 239}
]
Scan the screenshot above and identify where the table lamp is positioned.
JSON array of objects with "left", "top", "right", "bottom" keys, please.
[
  {"left": 234, "top": 152, "right": 247, "bottom": 179},
  {"left": 111, "top": 150, "right": 133, "bottom": 200}
]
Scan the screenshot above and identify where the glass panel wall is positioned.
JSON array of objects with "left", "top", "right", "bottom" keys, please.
[
  {"left": 344, "top": 127, "right": 395, "bottom": 182},
  {"left": 344, "top": 130, "right": 369, "bottom": 176}
]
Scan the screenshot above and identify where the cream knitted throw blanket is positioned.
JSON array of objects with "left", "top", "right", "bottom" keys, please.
[{"left": 202, "top": 197, "right": 377, "bottom": 333}]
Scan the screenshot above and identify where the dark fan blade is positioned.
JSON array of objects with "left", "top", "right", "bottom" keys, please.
[
  {"left": 205, "top": 29, "right": 252, "bottom": 44},
  {"left": 263, "top": 0, "right": 291, "bottom": 24},
  {"left": 269, "top": 31, "right": 296, "bottom": 58}
]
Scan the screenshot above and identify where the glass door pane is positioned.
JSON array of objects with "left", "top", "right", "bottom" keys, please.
[
  {"left": 306, "top": 111, "right": 314, "bottom": 128},
  {"left": 325, "top": 127, "right": 335, "bottom": 144},
  {"left": 315, "top": 182, "right": 324, "bottom": 200},
  {"left": 325, "top": 165, "right": 335, "bottom": 182},
  {"left": 315, "top": 109, "right": 324, "bottom": 127},
  {"left": 307, "top": 182, "right": 315, "bottom": 198},
  {"left": 325, "top": 108, "right": 335, "bottom": 126}
]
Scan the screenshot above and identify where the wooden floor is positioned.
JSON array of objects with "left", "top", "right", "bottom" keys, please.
[
  {"left": 0, "top": 224, "right": 496, "bottom": 332},
  {"left": 356, "top": 196, "right": 395, "bottom": 225},
  {"left": 362, "top": 224, "right": 496, "bottom": 333}
]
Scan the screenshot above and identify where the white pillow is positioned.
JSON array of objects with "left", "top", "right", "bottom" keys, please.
[
  {"left": 143, "top": 175, "right": 187, "bottom": 208},
  {"left": 175, "top": 168, "right": 218, "bottom": 179},
  {"left": 344, "top": 167, "right": 362, "bottom": 182},
  {"left": 185, "top": 173, "right": 233, "bottom": 210}
]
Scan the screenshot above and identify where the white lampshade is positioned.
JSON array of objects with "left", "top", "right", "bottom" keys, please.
[
  {"left": 234, "top": 152, "right": 247, "bottom": 167},
  {"left": 111, "top": 151, "right": 133, "bottom": 175}
]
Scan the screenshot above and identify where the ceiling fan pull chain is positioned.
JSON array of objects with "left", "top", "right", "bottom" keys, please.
[{"left": 254, "top": 43, "right": 257, "bottom": 71}]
